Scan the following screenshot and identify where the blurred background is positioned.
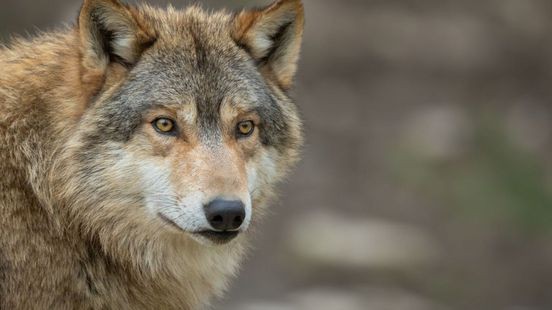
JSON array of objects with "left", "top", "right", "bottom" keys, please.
[{"left": 3, "top": 0, "right": 552, "bottom": 309}]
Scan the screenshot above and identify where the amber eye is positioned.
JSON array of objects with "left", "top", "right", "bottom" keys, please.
[
  {"left": 152, "top": 118, "right": 176, "bottom": 135},
  {"left": 237, "top": 121, "right": 255, "bottom": 137}
]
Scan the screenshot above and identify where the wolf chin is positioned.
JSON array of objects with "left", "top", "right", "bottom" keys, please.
[{"left": 0, "top": 0, "right": 304, "bottom": 308}]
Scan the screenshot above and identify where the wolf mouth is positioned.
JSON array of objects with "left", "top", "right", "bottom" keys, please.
[
  {"left": 158, "top": 213, "right": 240, "bottom": 244},
  {"left": 158, "top": 213, "right": 184, "bottom": 231},
  {"left": 195, "top": 231, "right": 240, "bottom": 244}
]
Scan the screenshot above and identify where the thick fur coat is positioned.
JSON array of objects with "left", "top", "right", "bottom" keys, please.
[{"left": 0, "top": 0, "right": 304, "bottom": 309}]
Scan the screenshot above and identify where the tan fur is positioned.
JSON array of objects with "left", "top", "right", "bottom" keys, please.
[{"left": 0, "top": 0, "right": 304, "bottom": 309}]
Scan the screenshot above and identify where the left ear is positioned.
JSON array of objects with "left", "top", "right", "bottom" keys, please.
[{"left": 233, "top": 0, "right": 305, "bottom": 90}]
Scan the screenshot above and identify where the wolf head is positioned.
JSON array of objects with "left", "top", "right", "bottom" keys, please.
[{"left": 52, "top": 0, "right": 303, "bottom": 264}]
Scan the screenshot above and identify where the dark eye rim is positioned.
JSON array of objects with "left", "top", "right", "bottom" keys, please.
[
  {"left": 236, "top": 120, "right": 255, "bottom": 138},
  {"left": 152, "top": 117, "right": 178, "bottom": 136}
]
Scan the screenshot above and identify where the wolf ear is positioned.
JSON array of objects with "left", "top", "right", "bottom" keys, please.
[
  {"left": 233, "top": 0, "right": 305, "bottom": 90},
  {"left": 78, "top": 0, "right": 155, "bottom": 70}
]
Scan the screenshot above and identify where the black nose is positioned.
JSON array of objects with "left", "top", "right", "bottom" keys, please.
[{"left": 204, "top": 199, "right": 246, "bottom": 231}]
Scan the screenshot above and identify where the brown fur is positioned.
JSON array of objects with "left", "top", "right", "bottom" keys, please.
[{"left": 0, "top": 0, "right": 304, "bottom": 309}]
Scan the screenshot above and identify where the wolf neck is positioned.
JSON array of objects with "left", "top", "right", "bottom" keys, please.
[{"left": 80, "top": 236, "right": 244, "bottom": 309}]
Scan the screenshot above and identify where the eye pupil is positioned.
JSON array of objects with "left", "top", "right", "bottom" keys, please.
[
  {"left": 154, "top": 118, "right": 175, "bottom": 133},
  {"left": 237, "top": 121, "right": 254, "bottom": 137}
]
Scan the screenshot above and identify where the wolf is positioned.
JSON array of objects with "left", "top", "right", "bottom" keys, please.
[{"left": 0, "top": 0, "right": 304, "bottom": 308}]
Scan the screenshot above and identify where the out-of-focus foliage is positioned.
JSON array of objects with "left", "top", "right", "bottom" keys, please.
[{"left": 396, "top": 115, "right": 552, "bottom": 233}]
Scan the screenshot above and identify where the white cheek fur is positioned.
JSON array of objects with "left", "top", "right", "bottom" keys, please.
[
  {"left": 241, "top": 193, "right": 253, "bottom": 231},
  {"left": 138, "top": 160, "right": 210, "bottom": 232},
  {"left": 173, "top": 192, "right": 211, "bottom": 232},
  {"left": 246, "top": 151, "right": 278, "bottom": 197},
  {"left": 138, "top": 159, "right": 175, "bottom": 215},
  {"left": 126, "top": 153, "right": 257, "bottom": 234},
  {"left": 246, "top": 164, "right": 258, "bottom": 194}
]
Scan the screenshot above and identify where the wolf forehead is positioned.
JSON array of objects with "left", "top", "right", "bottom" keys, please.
[{"left": 88, "top": 6, "right": 292, "bottom": 147}]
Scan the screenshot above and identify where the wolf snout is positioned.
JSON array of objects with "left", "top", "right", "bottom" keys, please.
[{"left": 204, "top": 199, "right": 246, "bottom": 231}]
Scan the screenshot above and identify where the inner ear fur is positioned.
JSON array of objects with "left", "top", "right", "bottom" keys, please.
[
  {"left": 78, "top": 0, "right": 155, "bottom": 71},
  {"left": 233, "top": 0, "right": 305, "bottom": 90}
]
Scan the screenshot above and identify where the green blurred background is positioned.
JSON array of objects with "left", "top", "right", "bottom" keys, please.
[{"left": 2, "top": 0, "right": 552, "bottom": 309}]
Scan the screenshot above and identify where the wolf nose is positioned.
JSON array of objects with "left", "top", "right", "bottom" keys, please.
[{"left": 204, "top": 199, "right": 246, "bottom": 231}]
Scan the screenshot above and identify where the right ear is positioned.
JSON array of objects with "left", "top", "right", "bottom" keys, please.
[
  {"left": 232, "top": 0, "right": 304, "bottom": 90},
  {"left": 78, "top": 0, "right": 155, "bottom": 72}
]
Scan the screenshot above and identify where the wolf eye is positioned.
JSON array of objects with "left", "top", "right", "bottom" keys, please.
[
  {"left": 152, "top": 118, "right": 176, "bottom": 135},
  {"left": 237, "top": 121, "right": 255, "bottom": 138}
]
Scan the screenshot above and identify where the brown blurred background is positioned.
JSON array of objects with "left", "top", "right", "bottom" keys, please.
[{"left": 3, "top": 0, "right": 552, "bottom": 309}]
